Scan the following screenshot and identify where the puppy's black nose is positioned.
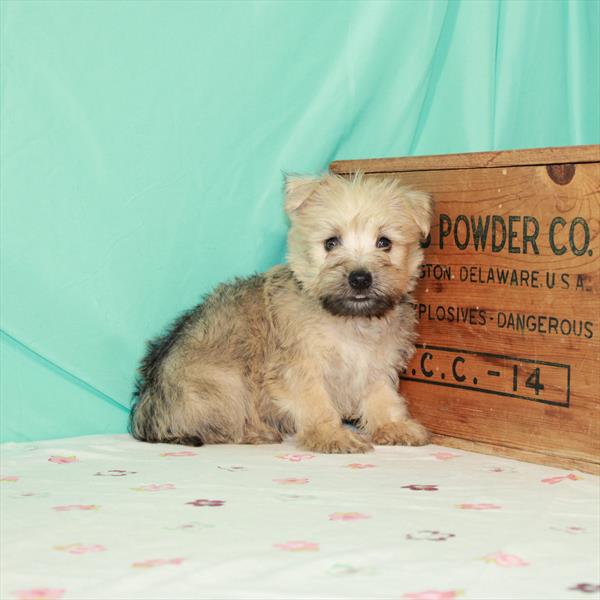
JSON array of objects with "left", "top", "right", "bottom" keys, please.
[{"left": 348, "top": 270, "right": 372, "bottom": 290}]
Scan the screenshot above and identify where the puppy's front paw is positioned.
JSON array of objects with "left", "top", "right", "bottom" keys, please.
[
  {"left": 371, "top": 420, "right": 430, "bottom": 446},
  {"left": 297, "top": 426, "right": 373, "bottom": 454}
]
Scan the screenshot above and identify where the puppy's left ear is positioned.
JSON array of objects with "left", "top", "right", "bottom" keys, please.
[
  {"left": 404, "top": 190, "right": 433, "bottom": 239},
  {"left": 284, "top": 175, "right": 322, "bottom": 214}
]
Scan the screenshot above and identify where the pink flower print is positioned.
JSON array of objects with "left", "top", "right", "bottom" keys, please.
[
  {"left": 14, "top": 589, "right": 65, "bottom": 600},
  {"left": 432, "top": 451, "right": 460, "bottom": 461},
  {"left": 457, "top": 503, "right": 501, "bottom": 510},
  {"left": 551, "top": 525, "right": 588, "bottom": 535},
  {"left": 402, "top": 484, "right": 438, "bottom": 491},
  {"left": 569, "top": 583, "right": 600, "bottom": 593},
  {"left": 328, "top": 512, "right": 370, "bottom": 521},
  {"left": 0, "top": 475, "right": 19, "bottom": 482},
  {"left": 273, "top": 478, "right": 309, "bottom": 485},
  {"left": 564, "top": 526, "right": 587, "bottom": 535},
  {"left": 53, "top": 504, "right": 99, "bottom": 512},
  {"left": 403, "top": 591, "right": 462, "bottom": 600},
  {"left": 48, "top": 455, "right": 78, "bottom": 464},
  {"left": 274, "top": 540, "right": 319, "bottom": 552},
  {"left": 277, "top": 453, "right": 314, "bottom": 462},
  {"left": 483, "top": 551, "right": 529, "bottom": 567},
  {"left": 345, "top": 463, "right": 376, "bottom": 469},
  {"left": 160, "top": 450, "right": 196, "bottom": 457},
  {"left": 132, "top": 557, "right": 184, "bottom": 568},
  {"left": 131, "top": 483, "right": 176, "bottom": 492},
  {"left": 542, "top": 473, "right": 583, "bottom": 485},
  {"left": 186, "top": 498, "right": 225, "bottom": 507},
  {"left": 54, "top": 543, "right": 106, "bottom": 555}
]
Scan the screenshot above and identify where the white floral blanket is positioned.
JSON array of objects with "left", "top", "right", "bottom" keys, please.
[{"left": 1, "top": 434, "right": 599, "bottom": 600}]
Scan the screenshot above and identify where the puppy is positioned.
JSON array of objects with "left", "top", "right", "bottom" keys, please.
[{"left": 130, "top": 173, "right": 432, "bottom": 453}]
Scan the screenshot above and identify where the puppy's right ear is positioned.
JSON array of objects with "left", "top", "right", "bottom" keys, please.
[{"left": 284, "top": 175, "right": 321, "bottom": 214}]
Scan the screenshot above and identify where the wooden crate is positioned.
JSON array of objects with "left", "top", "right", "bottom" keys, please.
[{"left": 331, "top": 145, "right": 600, "bottom": 474}]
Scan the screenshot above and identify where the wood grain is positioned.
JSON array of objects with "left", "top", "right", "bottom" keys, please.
[
  {"left": 331, "top": 149, "right": 600, "bottom": 472},
  {"left": 431, "top": 435, "right": 600, "bottom": 475},
  {"left": 330, "top": 144, "right": 600, "bottom": 174}
]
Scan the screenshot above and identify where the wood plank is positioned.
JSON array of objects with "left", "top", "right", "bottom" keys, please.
[
  {"left": 330, "top": 144, "right": 600, "bottom": 174},
  {"left": 431, "top": 435, "right": 600, "bottom": 475}
]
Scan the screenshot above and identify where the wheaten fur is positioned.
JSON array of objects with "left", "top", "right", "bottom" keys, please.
[{"left": 130, "top": 173, "right": 432, "bottom": 453}]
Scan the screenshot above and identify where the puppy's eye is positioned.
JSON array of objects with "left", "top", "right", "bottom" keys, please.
[
  {"left": 324, "top": 237, "right": 341, "bottom": 251},
  {"left": 376, "top": 236, "right": 392, "bottom": 250}
]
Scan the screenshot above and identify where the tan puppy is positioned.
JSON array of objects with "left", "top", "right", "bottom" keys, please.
[{"left": 130, "top": 173, "right": 431, "bottom": 453}]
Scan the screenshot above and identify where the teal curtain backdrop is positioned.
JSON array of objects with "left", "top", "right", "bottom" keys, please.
[{"left": 1, "top": 0, "right": 599, "bottom": 442}]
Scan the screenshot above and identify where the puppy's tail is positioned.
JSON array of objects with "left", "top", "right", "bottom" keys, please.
[{"left": 129, "top": 383, "right": 205, "bottom": 447}]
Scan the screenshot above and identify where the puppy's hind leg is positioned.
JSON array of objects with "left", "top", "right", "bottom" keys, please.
[
  {"left": 180, "top": 366, "right": 251, "bottom": 444},
  {"left": 240, "top": 391, "right": 284, "bottom": 445},
  {"left": 131, "top": 366, "right": 250, "bottom": 446}
]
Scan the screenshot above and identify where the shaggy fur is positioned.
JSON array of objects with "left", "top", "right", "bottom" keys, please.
[{"left": 130, "top": 173, "right": 432, "bottom": 453}]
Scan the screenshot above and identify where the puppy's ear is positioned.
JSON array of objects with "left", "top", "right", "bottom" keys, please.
[
  {"left": 404, "top": 189, "right": 433, "bottom": 239},
  {"left": 284, "top": 175, "right": 321, "bottom": 214}
]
